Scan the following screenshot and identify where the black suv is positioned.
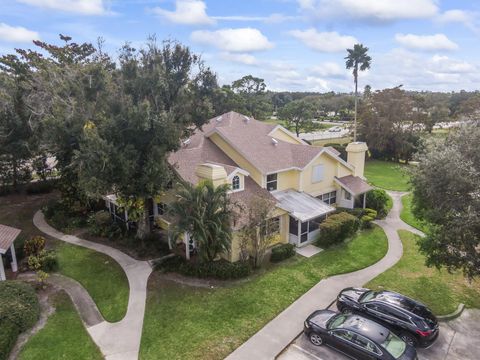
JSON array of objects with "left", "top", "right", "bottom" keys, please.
[
  {"left": 336, "top": 288, "right": 439, "bottom": 348},
  {"left": 304, "top": 310, "right": 418, "bottom": 360}
]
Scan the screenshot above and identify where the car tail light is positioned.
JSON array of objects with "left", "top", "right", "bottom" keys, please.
[{"left": 416, "top": 329, "right": 433, "bottom": 337}]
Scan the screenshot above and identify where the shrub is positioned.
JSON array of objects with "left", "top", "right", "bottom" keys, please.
[
  {"left": 25, "top": 180, "right": 56, "bottom": 195},
  {"left": 24, "top": 236, "right": 46, "bottom": 257},
  {"left": 0, "top": 281, "right": 40, "bottom": 360},
  {"left": 366, "top": 189, "right": 390, "bottom": 218},
  {"left": 316, "top": 212, "right": 359, "bottom": 248},
  {"left": 0, "top": 320, "right": 19, "bottom": 360},
  {"left": 270, "top": 243, "right": 295, "bottom": 262},
  {"left": 157, "top": 256, "right": 251, "bottom": 280},
  {"left": 39, "top": 250, "right": 59, "bottom": 272}
]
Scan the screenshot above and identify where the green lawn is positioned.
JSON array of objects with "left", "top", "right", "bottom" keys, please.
[
  {"left": 364, "top": 160, "right": 410, "bottom": 191},
  {"left": 367, "top": 230, "right": 480, "bottom": 315},
  {"left": 141, "top": 226, "right": 388, "bottom": 360},
  {"left": 56, "top": 241, "right": 129, "bottom": 322},
  {"left": 18, "top": 291, "right": 103, "bottom": 360},
  {"left": 400, "top": 194, "right": 430, "bottom": 233}
]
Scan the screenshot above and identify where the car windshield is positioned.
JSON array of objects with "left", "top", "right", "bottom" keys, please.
[
  {"left": 359, "top": 291, "right": 376, "bottom": 303},
  {"left": 327, "top": 314, "right": 347, "bottom": 329},
  {"left": 381, "top": 332, "right": 406, "bottom": 359}
]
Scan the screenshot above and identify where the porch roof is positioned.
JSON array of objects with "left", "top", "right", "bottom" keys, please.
[
  {"left": 0, "top": 224, "right": 21, "bottom": 254},
  {"left": 272, "top": 189, "right": 335, "bottom": 222},
  {"left": 334, "top": 175, "right": 373, "bottom": 196}
]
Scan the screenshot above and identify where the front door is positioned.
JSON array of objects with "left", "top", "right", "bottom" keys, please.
[{"left": 289, "top": 216, "right": 299, "bottom": 245}]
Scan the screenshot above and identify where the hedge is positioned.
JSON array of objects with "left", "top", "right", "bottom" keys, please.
[
  {"left": 156, "top": 255, "right": 251, "bottom": 280},
  {"left": 270, "top": 244, "right": 295, "bottom": 262},
  {"left": 0, "top": 281, "right": 40, "bottom": 360},
  {"left": 366, "top": 189, "right": 390, "bottom": 218},
  {"left": 316, "top": 212, "right": 360, "bottom": 248}
]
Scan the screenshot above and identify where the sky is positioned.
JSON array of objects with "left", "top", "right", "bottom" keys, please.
[{"left": 1, "top": 0, "right": 480, "bottom": 93}]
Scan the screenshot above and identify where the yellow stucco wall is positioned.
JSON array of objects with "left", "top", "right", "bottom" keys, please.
[
  {"left": 209, "top": 133, "right": 264, "bottom": 186},
  {"left": 301, "top": 153, "right": 352, "bottom": 197},
  {"left": 277, "top": 169, "right": 300, "bottom": 191},
  {"left": 224, "top": 211, "right": 289, "bottom": 262},
  {"left": 270, "top": 128, "right": 303, "bottom": 144}
]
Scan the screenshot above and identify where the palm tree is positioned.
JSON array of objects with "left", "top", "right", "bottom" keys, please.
[
  {"left": 345, "top": 44, "right": 372, "bottom": 141},
  {"left": 169, "top": 180, "right": 233, "bottom": 262}
]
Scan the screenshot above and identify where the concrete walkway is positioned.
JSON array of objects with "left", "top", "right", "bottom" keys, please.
[
  {"left": 33, "top": 211, "right": 152, "bottom": 360},
  {"left": 226, "top": 191, "right": 417, "bottom": 360}
]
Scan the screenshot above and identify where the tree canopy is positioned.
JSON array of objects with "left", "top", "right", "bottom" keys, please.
[{"left": 410, "top": 123, "right": 480, "bottom": 278}]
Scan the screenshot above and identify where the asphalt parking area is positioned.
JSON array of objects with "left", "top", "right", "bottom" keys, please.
[{"left": 277, "top": 308, "right": 480, "bottom": 360}]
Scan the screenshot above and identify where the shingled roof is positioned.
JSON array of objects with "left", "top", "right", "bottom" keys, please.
[{"left": 0, "top": 224, "right": 21, "bottom": 254}]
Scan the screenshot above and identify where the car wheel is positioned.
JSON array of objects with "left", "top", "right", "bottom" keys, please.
[
  {"left": 400, "top": 333, "right": 418, "bottom": 347},
  {"left": 309, "top": 333, "right": 324, "bottom": 346}
]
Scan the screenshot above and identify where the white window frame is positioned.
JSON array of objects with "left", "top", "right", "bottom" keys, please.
[
  {"left": 266, "top": 173, "right": 278, "bottom": 191},
  {"left": 311, "top": 164, "right": 324, "bottom": 183},
  {"left": 232, "top": 175, "right": 241, "bottom": 191}
]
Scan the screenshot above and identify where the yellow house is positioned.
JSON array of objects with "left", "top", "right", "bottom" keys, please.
[{"left": 131, "top": 111, "right": 371, "bottom": 262}]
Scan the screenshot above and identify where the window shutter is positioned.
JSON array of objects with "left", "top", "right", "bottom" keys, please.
[{"left": 312, "top": 165, "right": 324, "bottom": 183}]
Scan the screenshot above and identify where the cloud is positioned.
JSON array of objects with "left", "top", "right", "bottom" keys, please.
[
  {"left": 0, "top": 23, "right": 40, "bottom": 42},
  {"left": 298, "top": 0, "right": 438, "bottom": 22},
  {"left": 289, "top": 29, "right": 357, "bottom": 52},
  {"left": 436, "top": 10, "right": 480, "bottom": 35},
  {"left": 395, "top": 33, "right": 458, "bottom": 51},
  {"left": 430, "top": 55, "right": 476, "bottom": 74},
  {"left": 311, "top": 62, "right": 348, "bottom": 78},
  {"left": 220, "top": 52, "right": 258, "bottom": 65},
  {"left": 17, "top": 0, "right": 108, "bottom": 15},
  {"left": 152, "top": 0, "right": 214, "bottom": 25},
  {"left": 212, "top": 13, "right": 298, "bottom": 24},
  {"left": 191, "top": 28, "right": 273, "bottom": 52}
]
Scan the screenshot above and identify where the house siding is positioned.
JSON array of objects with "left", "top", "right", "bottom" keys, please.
[{"left": 270, "top": 128, "right": 304, "bottom": 144}]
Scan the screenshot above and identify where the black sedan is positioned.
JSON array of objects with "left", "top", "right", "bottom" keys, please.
[
  {"left": 304, "top": 310, "right": 417, "bottom": 360},
  {"left": 336, "top": 288, "right": 439, "bottom": 348}
]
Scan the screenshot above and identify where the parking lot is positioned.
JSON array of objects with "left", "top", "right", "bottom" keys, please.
[{"left": 277, "top": 306, "right": 480, "bottom": 360}]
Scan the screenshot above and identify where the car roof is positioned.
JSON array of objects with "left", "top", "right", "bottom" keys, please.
[
  {"left": 339, "top": 315, "right": 389, "bottom": 344},
  {"left": 370, "top": 291, "right": 427, "bottom": 316}
]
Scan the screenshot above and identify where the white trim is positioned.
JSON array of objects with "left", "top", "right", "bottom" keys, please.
[
  {"left": 226, "top": 168, "right": 250, "bottom": 180},
  {"left": 267, "top": 125, "right": 307, "bottom": 145},
  {"left": 10, "top": 244, "right": 17, "bottom": 273},
  {"left": 0, "top": 255, "right": 5, "bottom": 281}
]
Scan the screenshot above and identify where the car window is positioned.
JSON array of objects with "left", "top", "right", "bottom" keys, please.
[
  {"left": 353, "top": 334, "right": 382, "bottom": 355},
  {"left": 381, "top": 332, "right": 406, "bottom": 359},
  {"left": 359, "top": 291, "right": 376, "bottom": 303},
  {"left": 332, "top": 329, "right": 354, "bottom": 342},
  {"left": 327, "top": 314, "right": 347, "bottom": 329}
]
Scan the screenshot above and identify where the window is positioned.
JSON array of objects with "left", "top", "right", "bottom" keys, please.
[
  {"left": 344, "top": 189, "right": 352, "bottom": 200},
  {"left": 311, "top": 164, "right": 324, "bottom": 183},
  {"left": 319, "top": 191, "right": 337, "bottom": 205},
  {"left": 268, "top": 217, "right": 280, "bottom": 235},
  {"left": 289, "top": 216, "right": 298, "bottom": 235},
  {"left": 157, "top": 202, "right": 166, "bottom": 216},
  {"left": 232, "top": 175, "right": 241, "bottom": 190},
  {"left": 332, "top": 329, "right": 354, "bottom": 342},
  {"left": 353, "top": 334, "right": 382, "bottom": 355},
  {"left": 266, "top": 173, "right": 278, "bottom": 191}
]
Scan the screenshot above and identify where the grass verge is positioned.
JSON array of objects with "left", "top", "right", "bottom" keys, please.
[
  {"left": 367, "top": 230, "right": 480, "bottom": 315},
  {"left": 365, "top": 160, "right": 410, "bottom": 191},
  {"left": 56, "top": 241, "right": 129, "bottom": 322},
  {"left": 400, "top": 193, "right": 429, "bottom": 233},
  {"left": 141, "top": 226, "right": 388, "bottom": 360},
  {"left": 18, "top": 291, "right": 103, "bottom": 360}
]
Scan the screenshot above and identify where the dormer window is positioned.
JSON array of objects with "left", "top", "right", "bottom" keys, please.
[{"left": 232, "top": 175, "right": 240, "bottom": 190}]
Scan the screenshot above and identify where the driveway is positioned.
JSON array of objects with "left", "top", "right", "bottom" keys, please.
[{"left": 278, "top": 307, "right": 480, "bottom": 360}]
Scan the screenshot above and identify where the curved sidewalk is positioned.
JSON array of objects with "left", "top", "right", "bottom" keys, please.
[
  {"left": 226, "top": 191, "right": 414, "bottom": 360},
  {"left": 33, "top": 211, "right": 152, "bottom": 360}
]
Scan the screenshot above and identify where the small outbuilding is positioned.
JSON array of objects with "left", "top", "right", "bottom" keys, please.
[{"left": 0, "top": 224, "right": 21, "bottom": 281}]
